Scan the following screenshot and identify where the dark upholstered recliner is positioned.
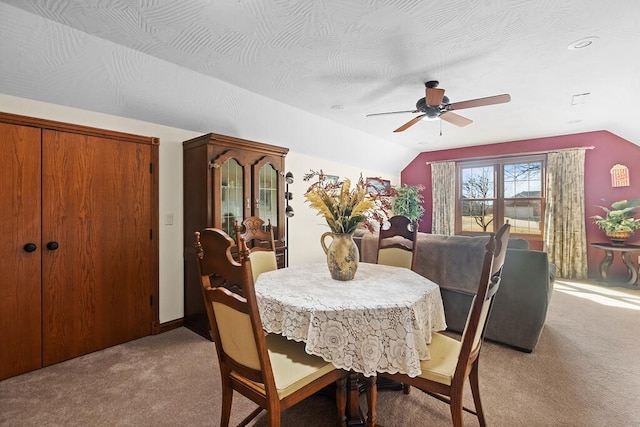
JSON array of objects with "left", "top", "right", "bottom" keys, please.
[{"left": 357, "top": 232, "right": 555, "bottom": 352}]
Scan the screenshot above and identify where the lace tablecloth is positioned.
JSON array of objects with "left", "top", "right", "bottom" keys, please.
[{"left": 255, "top": 262, "right": 447, "bottom": 377}]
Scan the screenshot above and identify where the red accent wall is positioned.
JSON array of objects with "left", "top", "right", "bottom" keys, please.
[{"left": 401, "top": 131, "right": 640, "bottom": 280}]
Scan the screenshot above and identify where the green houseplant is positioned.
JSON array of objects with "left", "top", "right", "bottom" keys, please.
[
  {"left": 393, "top": 184, "right": 426, "bottom": 224},
  {"left": 592, "top": 199, "right": 640, "bottom": 244}
]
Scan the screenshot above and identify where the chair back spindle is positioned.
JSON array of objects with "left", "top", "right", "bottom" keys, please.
[{"left": 239, "top": 216, "right": 279, "bottom": 282}]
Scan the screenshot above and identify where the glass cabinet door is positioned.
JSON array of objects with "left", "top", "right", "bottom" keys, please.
[
  {"left": 258, "top": 163, "right": 278, "bottom": 229},
  {"left": 220, "top": 158, "right": 243, "bottom": 237}
]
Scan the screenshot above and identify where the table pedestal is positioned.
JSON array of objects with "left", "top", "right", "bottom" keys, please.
[
  {"left": 590, "top": 243, "right": 640, "bottom": 288},
  {"left": 344, "top": 373, "right": 376, "bottom": 427}
]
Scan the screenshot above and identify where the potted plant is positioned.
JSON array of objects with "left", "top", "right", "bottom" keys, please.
[
  {"left": 592, "top": 199, "right": 640, "bottom": 245},
  {"left": 393, "top": 184, "right": 426, "bottom": 225}
]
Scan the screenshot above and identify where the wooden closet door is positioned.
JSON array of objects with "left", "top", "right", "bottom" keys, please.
[
  {"left": 0, "top": 123, "right": 42, "bottom": 380},
  {"left": 42, "top": 130, "right": 153, "bottom": 365}
]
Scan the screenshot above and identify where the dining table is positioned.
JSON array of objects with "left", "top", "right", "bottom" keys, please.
[{"left": 254, "top": 262, "right": 447, "bottom": 426}]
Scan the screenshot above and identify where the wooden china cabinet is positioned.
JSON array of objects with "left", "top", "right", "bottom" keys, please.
[{"left": 183, "top": 132, "right": 288, "bottom": 339}]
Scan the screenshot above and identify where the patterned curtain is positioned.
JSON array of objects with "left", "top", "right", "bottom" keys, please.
[
  {"left": 431, "top": 161, "right": 456, "bottom": 235},
  {"left": 544, "top": 149, "right": 588, "bottom": 279}
]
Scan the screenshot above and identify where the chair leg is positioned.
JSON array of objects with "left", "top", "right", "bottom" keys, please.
[
  {"left": 449, "top": 388, "right": 464, "bottom": 427},
  {"left": 267, "top": 409, "right": 281, "bottom": 427},
  {"left": 403, "top": 383, "right": 411, "bottom": 394},
  {"left": 469, "top": 361, "right": 487, "bottom": 427},
  {"left": 336, "top": 376, "right": 347, "bottom": 427},
  {"left": 220, "top": 381, "right": 233, "bottom": 427},
  {"left": 365, "top": 375, "right": 377, "bottom": 427}
]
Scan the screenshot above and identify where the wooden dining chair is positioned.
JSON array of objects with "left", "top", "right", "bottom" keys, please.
[
  {"left": 378, "top": 223, "right": 511, "bottom": 427},
  {"left": 194, "top": 228, "right": 347, "bottom": 427},
  {"left": 375, "top": 215, "right": 418, "bottom": 395},
  {"left": 376, "top": 215, "right": 418, "bottom": 269},
  {"left": 240, "top": 216, "right": 279, "bottom": 283}
]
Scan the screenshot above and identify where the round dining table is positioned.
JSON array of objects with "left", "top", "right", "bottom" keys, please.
[
  {"left": 255, "top": 262, "right": 447, "bottom": 426},
  {"left": 255, "top": 262, "right": 447, "bottom": 378}
]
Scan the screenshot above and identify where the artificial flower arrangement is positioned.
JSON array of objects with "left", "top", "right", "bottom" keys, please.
[{"left": 303, "top": 170, "right": 395, "bottom": 233}]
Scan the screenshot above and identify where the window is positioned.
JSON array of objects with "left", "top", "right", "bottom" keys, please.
[{"left": 457, "top": 155, "right": 545, "bottom": 238}]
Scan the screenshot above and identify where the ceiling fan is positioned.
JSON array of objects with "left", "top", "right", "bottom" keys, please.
[{"left": 366, "top": 81, "right": 511, "bottom": 132}]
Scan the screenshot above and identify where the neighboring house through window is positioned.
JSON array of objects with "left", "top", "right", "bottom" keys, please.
[{"left": 456, "top": 155, "right": 545, "bottom": 239}]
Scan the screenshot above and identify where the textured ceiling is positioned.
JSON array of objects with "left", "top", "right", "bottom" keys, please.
[{"left": 2, "top": 0, "right": 640, "bottom": 161}]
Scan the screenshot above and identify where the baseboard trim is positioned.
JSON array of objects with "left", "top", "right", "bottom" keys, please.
[{"left": 158, "top": 318, "right": 184, "bottom": 334}]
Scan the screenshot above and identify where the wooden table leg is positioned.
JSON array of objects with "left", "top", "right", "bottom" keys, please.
[
  {"left": 345, "top": 372, "right": 382, "bottom": 426},
  {"left": 597, "top": 248, "right": 640, "bottom": 288},
  {"left": 346, "top": 371, "right": 364, "bottom": 426},
  {"left": 598, "top": 249, "right": 614, "bottom": 281},
  {"left": 365, "top": 375, "right": 377, "bottom": 427},
  {"left": 621, "top": 251, "right": 639, "bottom": 287}
]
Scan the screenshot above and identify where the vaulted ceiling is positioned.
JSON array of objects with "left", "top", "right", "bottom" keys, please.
[{"left": 1, "top": 0, "right": 639, "bottom": 164}]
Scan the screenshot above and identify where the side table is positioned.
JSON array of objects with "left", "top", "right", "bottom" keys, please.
[{"left": 590, "top": 243, "right": 640, "bottom": 288}]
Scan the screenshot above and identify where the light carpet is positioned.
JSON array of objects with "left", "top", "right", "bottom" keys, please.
[{"left": 1, "top": 279, "right": 639, "bottom": 426}]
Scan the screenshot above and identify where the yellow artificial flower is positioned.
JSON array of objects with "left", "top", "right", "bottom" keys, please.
[{"left": 303, "top": 170, "right": 393, "bottom": 234}]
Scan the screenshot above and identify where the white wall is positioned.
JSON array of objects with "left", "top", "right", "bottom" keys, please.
[
  {"left": 1, "top": 94, "right": 396, "bottom": 323},
  {"left": 285, "top": 152, "right": 396, "bottom": 266}
]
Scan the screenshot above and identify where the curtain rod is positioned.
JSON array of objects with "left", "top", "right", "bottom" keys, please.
[{"left": 425, "top": 145, "right": 595, "bottom": 165}]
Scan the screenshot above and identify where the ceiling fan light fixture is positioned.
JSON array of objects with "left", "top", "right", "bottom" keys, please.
[{"left": 421, "top": 114, "right": 439, "bottom": 121}]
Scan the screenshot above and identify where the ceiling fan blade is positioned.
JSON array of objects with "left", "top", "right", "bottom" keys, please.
[
  {"left": 366, "top": 109, "right": 418, "bottom": 117},
  {"left": 393, "top": 114, "right": 425, "bottom": 132},
  {"left": 440, "top": 111, "right": 473, "bottom": 127},
  {"left": 426, "top": 88, "right": 445, "bottom": 106},
  {"left": 448, "top": 94, "right": 511, "bottom": 111}
]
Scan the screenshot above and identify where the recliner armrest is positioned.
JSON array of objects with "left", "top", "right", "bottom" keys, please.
[{"left": 485, "top": 247, "right": 553, "bottom": 351}]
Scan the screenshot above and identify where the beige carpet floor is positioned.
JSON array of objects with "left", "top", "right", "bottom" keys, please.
[{"left": 1, "top": 279, "right": 639, "bottom": 426}]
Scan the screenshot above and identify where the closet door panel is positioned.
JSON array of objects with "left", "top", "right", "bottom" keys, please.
[
  {"left": 42, "top": 130, "right": 153, "bottom": 365},
  {"left": 0, "top": 123, "right": 42, "bottom": 380}
]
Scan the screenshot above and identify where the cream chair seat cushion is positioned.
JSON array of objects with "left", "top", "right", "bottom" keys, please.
[
  {"left": 416, "top": 332, "right": 462, "bottom": 386},
  {"left": 216, "top": 303, "right": 336, "bottom": 399},
  {"left": 265, "top": 334, "right": 337, "bottom": 399}
]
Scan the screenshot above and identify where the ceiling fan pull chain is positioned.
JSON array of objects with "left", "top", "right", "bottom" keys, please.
[{"left": 440, "top": 119, "right": 443, "bottom": 136}]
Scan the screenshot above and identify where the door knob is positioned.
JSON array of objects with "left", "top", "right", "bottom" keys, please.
[
  {"left": 46, "top": 241, "right": 59, "bottom": 250},
  {"left": 23, "top": 243, "right": 37, "bottom": 252}
]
